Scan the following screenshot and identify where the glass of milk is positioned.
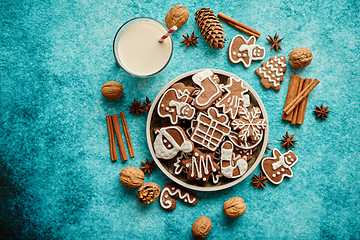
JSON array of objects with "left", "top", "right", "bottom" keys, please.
[{"left": 113, "top": 17, "right": 173, "bottom": 78}]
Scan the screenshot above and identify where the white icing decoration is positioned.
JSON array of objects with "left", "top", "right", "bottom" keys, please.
[
  {"left": 165, "top": 107, "right": 169, "bottom": 111},
  {"left": 154, "top": 126, "right": 193, "bottom": 160},
  {"left": 257, "top": 56, "right": 287, "bottom": 87},
  {"left": 261, "top": 149, "right": 298, "bottom": 185},
  {"left": 169, "top": 100, "right": 195, "bottom": 121},
  {"left": 215, "top": 77, "right": 249, "bottom": 119},
  {"left": 228, "top": 35, "right": 265, "bottom": 68},
  {"left": 190, "top": 153, "right": 218, "bottom": 179},
  {"left": 159, "top": 186, "right": 197, "bottom": 209},
  {"left": 192, "top": 70, "right": 221, "bottom": 109},
  {"left": 233, "top": 51, "right": 236, "bottom": 55},
  {"left": 220, "top": 141, "right": 248, "bottom": 178},
  {"left": 243, "top": 53, "right": 247, "bottom": 57},
  {"left": 161, "top": 104, "right": 164, "bottom": 107},
  {"left": 237, "top": 53, "right": 241, "bottom": 57},
  {"left": 191, "top": 107, "right": 231, "bottom": 151}
]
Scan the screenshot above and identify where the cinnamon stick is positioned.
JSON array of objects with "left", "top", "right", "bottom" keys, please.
[
  {"left": 106, "top": 115, "right": 117, "bottom": 161},
  {"left": 291, "top": 77, "right": 305, "bottom": 124},
  {"left": 218, "top": 12, "right": 261, "bottom": 37},
  {"left": 120, "top": 111, "right": 135, "bottom": 158},
  {"left": 282, "top": 75, "right": 301, "bottom": 121},
  {"left": 111, "top": 114, "right": 127, "bottom": 161},
  {"left": 284, "top": 79, "right": 320, "bottom": 115},
  {"left": 296, "top": 78, "right": 312, "bottom": 124},
  {"left": 223, "top": 20, "right": 260, "bottom": 38}
]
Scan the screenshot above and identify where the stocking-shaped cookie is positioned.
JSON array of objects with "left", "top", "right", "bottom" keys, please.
[
  {"left": 261, "top": 148, "right": 298, "bottom": 184},
  {"left": 181, "top": 148, "right": 220, "bottom": 182},
  {"left": 255, "top": 56, "right": 287, "bottom": 91},
  {"left": 228, "top": 35, "right": 265, "bottom": 68},
  {"left": 220, "top": 141, "right": 248, "bottom": 178},
  {"left": 192, "top": 69, "right": 222, "bottom": 111}
]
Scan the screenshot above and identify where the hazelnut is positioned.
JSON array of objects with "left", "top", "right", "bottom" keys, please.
[
  {"left": 223, "top": 197, "right": 246, "bottom": 218},
  {"left": 191, "top": 216, "right": 212, "bottom": 239},
  {"left": 288, "top": 47, "right": 313, "bottom": 68},
  {"left": 137, "top": 182, "right": 160, "bottom": 204},
  {"left": 101, "top": 81, "right": 123, "bottom": 100},
  {"left": 165, "top": 5, "right": 189, "bottom": 29},
  {"left": 119, "top": 167, "right": 144, "bottom": 188}
]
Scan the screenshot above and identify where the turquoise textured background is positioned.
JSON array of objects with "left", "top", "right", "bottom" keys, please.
[{"left": 1, "top": 0, "right": 359, "bottom": 239}]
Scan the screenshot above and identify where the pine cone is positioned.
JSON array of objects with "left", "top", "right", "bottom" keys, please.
[{"left": 195, "top": 8, "right": 226, "bottom": 50}]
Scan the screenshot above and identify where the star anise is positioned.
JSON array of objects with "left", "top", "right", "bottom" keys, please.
[
  {"left": 266, "top": 33, "right": 284, "bottom": 52},
  {"left": 251, "top": 172, "right": 268, "bottom": 188},
  {"left": 266, "top": 142, "right": 271, "bottom": 151},
  {"left": 180, "top": 32, "right": 199, "bottom": 50},
  {"left": 140, "top": 158, "right": 156, "bottom": 175},
  {"left": 144, "top": 97, "right": 152, "bottom": 112},
  {"left": 276, "top": 131, "right": 297, "bottom": 151},
  {"left": 128, "top": 99, "right": 145, "bottom": 117},
  {"left": 314, "top": 104, "right": 330, "bottom": 120}
]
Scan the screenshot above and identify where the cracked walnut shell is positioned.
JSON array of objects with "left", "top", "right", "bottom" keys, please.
[
  {"left": 223, "top": 197, "right": 246, "bottom": 218},
  {"left": 119, "top": 167, "right": 144, "bottom": 188},
  {"left": 165, "top": 5, "right": 189, "bottom": 29},
  {"left": 192, "top": 216, "right": 212, "bottom": 239},
  {"left": 288, "top": 47, "right": 312, "bottom": 68},
  {"left": 137, "top": 182, "right": 160, "bottom": 204}
]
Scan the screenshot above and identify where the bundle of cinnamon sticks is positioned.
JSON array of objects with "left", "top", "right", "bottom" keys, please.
[
  {"left": 106, "top": 112, "right": 134, "bottom": 161},
  {"left": 218, "top": 12, "right": 261, "bottom": 38},
  {"left": 282, "top": 75, "right": 320, "bottom": 125}
]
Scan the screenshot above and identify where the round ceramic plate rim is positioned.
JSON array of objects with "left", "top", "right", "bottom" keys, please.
[{"left": 146, "top": 69, "right": 269, "bottom": 192}]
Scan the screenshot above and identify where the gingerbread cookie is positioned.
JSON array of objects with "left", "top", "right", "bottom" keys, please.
[
  {"left": 181, "top": 148, "right": 220, "bottom": 182},
  {"left": 215, "top": 77, "right": 249, "bottom": 119},
  {"left": 261, "top": 148, "right": 298, "bottom": 184},
  {"left": 174, "top": 151, "right": 191, "bottom": 175},
  {"left": 154, "top": 126, "right": 194, "bottom": 160},
  {"left": 159, "top": 183, "right": 198, "bottom": 211},
  {"left": 158, "top": 88, "right": 196, "bottom": 124},
  {"left": 191, "top": 107, "right": 231, "bottom": 151},
  {"left": 172, "top": 82, "right": 196, "bottom": 97},
  {"left": 231, "top": 106, "right": 267, "bottom": 143},
  {"left": 228, "top": 35, "right": 265, "bottom": 68},
  {"left": 255, "top": 56, "right": 287, "bottom": 91},
  {"left": 220, "top": 141, "right": 248, "bottom": 178},
  {"left": 233, "top": 147, "right": 257, "bottom": 161},
  {"left": 192, "top": 69, "right": 222, "bottom": 111}
]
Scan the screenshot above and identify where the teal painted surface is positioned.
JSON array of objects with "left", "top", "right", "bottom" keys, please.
[{"left": 0, "top": 0, "right": 359, "bottom": 239}]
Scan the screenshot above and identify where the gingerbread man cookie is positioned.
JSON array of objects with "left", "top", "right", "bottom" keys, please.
[
  {"left": 192, "top": 69, "right": 222, "bottom": 111},
  {"left": 220, "top": 141, "right": 248, "bottom": 178},
  {"left": 228, "top": 35, "right": 265, "bottom": 68},
  {"left": 191, "top": 107, "right": 231, "bottom": 151},
  {"left": 181, "top": 148, "right": 220, "bottom": 182},
  {"left": 158, "top": 88, "right": 196, "bottom": 124},
  {"left": 261, "top": 148, "right": 298, "bottom": 184},
  {"left": 255, "top": 56, "right": 287, "bottom": 91},
  {"left": 154, "top": 126, "right": 194, "bottom": 160},
  {"left": 159, "top": 183, "right": 198, "bottom": 211},
  {"left": 215, "top": 77, "right": 249, "bottom": 119}
]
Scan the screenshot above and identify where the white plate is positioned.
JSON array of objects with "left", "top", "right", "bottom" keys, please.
[{"left": 146, "top": 69, "right": 269, "bottom": 192}]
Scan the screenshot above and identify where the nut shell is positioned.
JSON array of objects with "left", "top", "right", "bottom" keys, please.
[
  {"left": 137, "top": 182, "right": 160, "bottom": 204},
  {"left": 165, "top": 5, "right": 189, "bottom": 29},
  {"left": 191, "top": 216, "right": 212, "bottom": 239},
  {"left": 223, "top": 197, "right": 246, "bottom": 218},
  {"left": 101, "top": 81, "right": 123, "bottom": 100},
  {"left": 119, "top": 167, "right": 144, "bottom": 188},
  {"left": 288, "top": 47, "right": 312, "bottom": 68}
]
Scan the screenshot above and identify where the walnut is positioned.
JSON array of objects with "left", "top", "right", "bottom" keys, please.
[
  {"left": 191, "top": 216, "right": 212, "bottom": 239},
  {"left": 137, "top": 182, "right": 160, "bottom": 204},
  {"left": 288, "top": 47, "right": 313, "bottom": 68},
  {"left": 101, "top": 81, "right": 123, "bottom": 100},
  {"left": 119, "top": 167, "right": 144, "bottom": 188},
  {"left": 165, "top": 5, "right": 189, "bottom": 29},
  {"left": 223, "top": 197, "right": 246, "bottom": 218}
]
